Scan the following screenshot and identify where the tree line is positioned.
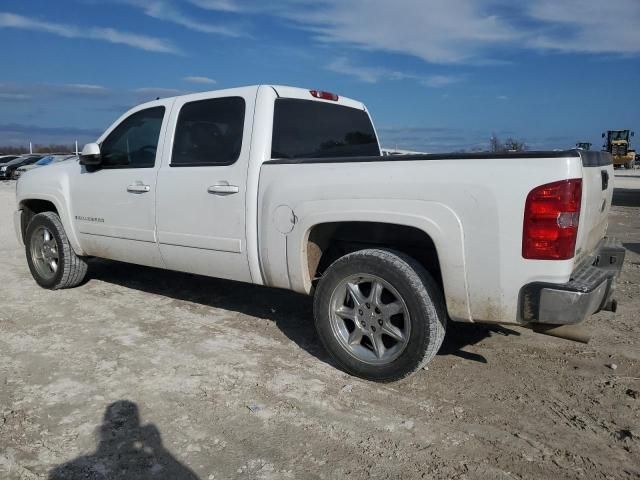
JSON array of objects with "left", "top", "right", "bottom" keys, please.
[{"left": 489, "top": 134, "right": 528, "bottom": 152}]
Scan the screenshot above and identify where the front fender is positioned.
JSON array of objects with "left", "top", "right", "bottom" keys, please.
[{"left": 16, "top": 170, "right": 86, "bottom": 256}]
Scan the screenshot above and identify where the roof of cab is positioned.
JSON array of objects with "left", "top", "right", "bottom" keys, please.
[
  {"left": 137, "top": 84, "right": 366, "bottom": 111},
  {"left": 268, "top": 85, "right": 366, "bottom": 110}
]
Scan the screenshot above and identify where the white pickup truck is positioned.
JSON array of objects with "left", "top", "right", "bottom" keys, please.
[{"left": 15, "top": 85, "right": 625, "bottom": 381}]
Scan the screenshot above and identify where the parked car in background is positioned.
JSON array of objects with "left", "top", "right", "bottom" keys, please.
[
  {"left": 0, "top": 155, "right": 45, "bottom": 180},
  {"left": 0, "top": 155, "right": 20, "bottom": 164},
  {"left": 13, "top": 155, "right": 76, "bottom": 179}
]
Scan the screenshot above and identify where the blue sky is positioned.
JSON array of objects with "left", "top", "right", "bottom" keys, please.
[{"left": 1, "top": 0, "right": 639, "bottom": 152}]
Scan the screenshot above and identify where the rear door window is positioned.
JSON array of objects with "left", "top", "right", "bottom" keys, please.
[
  {"left": 271, "top": 99, "right": 379, "bottom": 159},
  {"left": 171, "top": 97, "right": 245, "bottom": 167}
]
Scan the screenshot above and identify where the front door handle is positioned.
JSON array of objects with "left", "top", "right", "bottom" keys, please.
[
  {"left": 208, "top": 184, "right": 239, "bottom": 195},
  {"left": 127, "top": 184, "right": 151, "bottom": 193}
]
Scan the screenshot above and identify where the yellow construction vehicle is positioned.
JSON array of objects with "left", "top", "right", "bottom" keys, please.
[{"left": 602, "top": 130, "right": 636, "bottom": 169}]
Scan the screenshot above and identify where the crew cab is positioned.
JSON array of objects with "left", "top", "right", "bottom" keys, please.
[{"left": 14, "top": 85, "right": 624, "bottom": 381}]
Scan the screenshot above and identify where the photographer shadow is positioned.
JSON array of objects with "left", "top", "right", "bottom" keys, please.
[{"left": 48, "top": 400, "right": 199, "bottom": 480}]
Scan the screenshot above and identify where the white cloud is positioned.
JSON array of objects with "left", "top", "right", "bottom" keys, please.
[
  {"left": 0, "top": 12, "right": 180, "bottom": 53},
  {"left": 0, "top": 82, "right": 112, "bottom": 101},
  {"left": 297, "top": 0, "right": 517, "bottom": 64},
  {"left": 327, "top": 57, "right": 462, "bottom": 87},
  {"left": 526, "top": 0, "right": 640, "bottom": 54},
  {"left": 0, "top": 82, "right": 189, "bottom": 104},
  {"left": 121, "top": 0, "right": 246, "bottom": 37},
  {"left": 186, "top": 0, "right": 517, "bottom": 64},
  {"left": 183, "top": 76, "right": 217, "bottom": 85},
  {"left": 188, "top": 0, "right": 244, "bottom": 12},
  {"left": 184, "top": 0, "right": 640, "bottom": 62},
  {"left": 57, "top": 84, "right": 111, "bottom": 96}
]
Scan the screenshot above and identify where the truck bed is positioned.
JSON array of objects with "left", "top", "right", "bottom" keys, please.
[{"left": 257, "top": 149, "right": 612, "bottom": 325}]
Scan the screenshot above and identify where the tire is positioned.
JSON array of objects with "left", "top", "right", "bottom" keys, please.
[
  {"left": 313, "top": 248, "right": 446, "bottom": 382},
  {"left": 25, "top": 212, "right": 88, "bottom": 289}
]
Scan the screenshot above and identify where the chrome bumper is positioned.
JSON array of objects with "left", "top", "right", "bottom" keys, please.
[{"left": 520, "top": 237, "right": 625, "bottom": 325}]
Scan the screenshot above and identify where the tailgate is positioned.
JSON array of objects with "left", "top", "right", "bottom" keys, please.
[{"left": 576, "top": 151, "right": 613, "bottom": 261}]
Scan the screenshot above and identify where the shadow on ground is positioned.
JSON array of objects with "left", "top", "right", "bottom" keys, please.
[
  {"left": 88, "top": 259, "right": 329, "bottom": 362},
  {"left": 438, "top": 323, "right": 520, "bottom": 364},
  {"left": 613, "top": 188, "right": 640, "bottom": 207},
  {"left": 88, "top": 259, "right": 507, "bottom": 369},
  {"left": 624, "top": 243, "right": 640, "bottom": 255},
  {"left": 48, "top": 400, "right": 199, "bottom": 480}
]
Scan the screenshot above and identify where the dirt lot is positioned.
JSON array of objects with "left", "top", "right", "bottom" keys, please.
[{"left": 1, "top": 173, "right": 639, "bottom": 480}]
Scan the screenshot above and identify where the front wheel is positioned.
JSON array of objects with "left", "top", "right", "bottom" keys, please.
[
  {"left": 25, "top": 212, "right": 88, "bottom": 289},
  {"left": 313, "top": 248, "right": 446, "bottom": 382}
]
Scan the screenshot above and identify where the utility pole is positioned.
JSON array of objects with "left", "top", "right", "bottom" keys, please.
[
  {"left": 75, "top": 140, "right": 79, "bottom": 156},
  {"left": 29, "top": 141, "right": 33, "bottom": 154}
]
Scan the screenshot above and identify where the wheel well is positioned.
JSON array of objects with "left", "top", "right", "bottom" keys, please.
[
  {"left": 307, "top": 222, "right": 443, "bottom": 289},
  {"left": 19, "top": 199, "right": 58, "bottom": 240}
]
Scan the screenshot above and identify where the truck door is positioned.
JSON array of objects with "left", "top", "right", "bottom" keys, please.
[
  {"left": 70, "top": 101, "right": 172, "bottom": 267},
  {"left": 155, "top": 89, "right": 255, "bottom": 282}
]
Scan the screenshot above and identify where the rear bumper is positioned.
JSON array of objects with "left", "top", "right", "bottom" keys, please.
[{"left": 520, "top": 237, "right": 625, "bottom": 325}]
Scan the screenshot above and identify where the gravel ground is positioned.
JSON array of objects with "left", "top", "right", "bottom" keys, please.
[{"left": 0, "top": 172, "right": 639, "bottom": 480}]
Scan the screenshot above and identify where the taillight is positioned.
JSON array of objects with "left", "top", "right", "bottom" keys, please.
[
  {"left": 310, "top": 90, "right": 339, "bottom": 101},
  {"left": 522, "top": 179, "right": 582, "bottom": 260}
]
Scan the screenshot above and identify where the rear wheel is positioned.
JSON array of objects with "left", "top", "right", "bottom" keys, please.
[
  {"left": 25, "top": 212, "right": 88, "bottom": 289},
  {"left": 314, "top": 248, "right": 446, "bottom": 382}
]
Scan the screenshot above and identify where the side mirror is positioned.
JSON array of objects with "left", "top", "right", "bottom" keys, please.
[
  {"left": 79, "top": 143, "right": 102, "bottom": 166},
  {"left": 602, "top": 133, "right": 605, "bottom": 138},
  {"left": 632, "top": 131, "right": 635, "bottom": 137}
]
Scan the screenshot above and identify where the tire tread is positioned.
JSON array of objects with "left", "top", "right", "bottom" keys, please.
[
  {"left": 26, "top": 212, "right": 88, "bottom": 289},
  {"left": 314, "top": 248, "right": 447, "bottom": 382}
]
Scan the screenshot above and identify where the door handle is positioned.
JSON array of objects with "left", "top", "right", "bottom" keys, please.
[
  {"left": 127, "top": 184, "right": 151, "bottom": 193},
  {"left": 207, "top": 184, "right": 239, "bottom": 195}
]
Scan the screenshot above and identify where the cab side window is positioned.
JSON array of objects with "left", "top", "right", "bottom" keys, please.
[
  {"left": 100, "top": 107, "right": 165, "bottom": 168},
  {"left": 171, "top": 97, "right": 245, "bottom": 167}
]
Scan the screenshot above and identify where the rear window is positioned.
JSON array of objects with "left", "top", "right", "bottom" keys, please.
[{"left": 271, "top": 99, "right": 379, "bottom": 159}]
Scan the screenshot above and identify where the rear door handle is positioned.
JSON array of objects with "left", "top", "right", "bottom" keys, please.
[
  {"left": 208, "top": 184, "right": 239, "bottom": 195},
  {"left": 127, "top": 184, "right": 151, "bottom": 193}
]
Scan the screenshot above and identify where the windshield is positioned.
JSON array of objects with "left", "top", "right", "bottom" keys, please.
[
  {"left": 608, "top": 130, "right": 630, "bottom": 142},
  {"left": 35, "top": 156, "right": 54, "bottom": 165}
]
